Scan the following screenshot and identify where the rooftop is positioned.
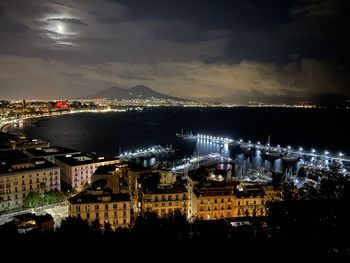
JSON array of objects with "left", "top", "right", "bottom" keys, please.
[
  {"left": 55, "top": 154, "right": 119, "bottom": 166},
  {"left": 0, "top": 158, "right": 59, "bottom": 176},
  {"left": 68, "top": 191, "right": 130, "bottom": 204},
  {"left": 25, "top": 146, "right": 80, "bottom": 157},
  {"left": 0, "top": 149, "right": 29, "bottom": 162}
]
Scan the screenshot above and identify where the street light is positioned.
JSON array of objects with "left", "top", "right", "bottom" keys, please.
[
  {"left": 324, "top": 150, "right": 329, "bottom": 155},
  {"left": 299, "top": 147, "right": 303, "bottom": 151},
  {"left": 312, "top": 149, "right": 316, "bottom": 153},
  {"left": 287, "top": 145, "right": 291, "bottom": 150},
  {"left": 339, "top": 152, "right": 344, "bottom": 157}
]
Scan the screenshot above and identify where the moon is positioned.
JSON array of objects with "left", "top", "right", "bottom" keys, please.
[{"left": 56, "top": 23, "right": 65, "bottom": 34}]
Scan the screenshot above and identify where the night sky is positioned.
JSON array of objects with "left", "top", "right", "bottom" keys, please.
[{"left": 0, "top": 0, "right": 349, "bottom": 103}]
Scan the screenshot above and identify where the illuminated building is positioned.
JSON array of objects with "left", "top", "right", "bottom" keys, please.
[
  {"left": 55, "top": 154, "right": 119, "bottom": 192},
  {"left": 187, "top": 171, "right": 282, "bottom": 220},
  {"left": 140, "top": 168, "right": 190, "bottom": 217},
  {"left": 55, "top": 101, "right": 69, "bottom": 109},
  {"left": 141, "top": 183, "right": 190, "bottom": 217},
  {"left": 68, "top": 190, "right": 131, "bottom": 229},
  {"left": 0, "top": 158, "right": 60, "bottom": 213}
]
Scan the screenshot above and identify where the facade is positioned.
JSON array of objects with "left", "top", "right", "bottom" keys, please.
[
  {"left": 187, "top": 172, "right": 282, "bottom": 220},
  {"left": 141, "top": 183, "right": 190, "bottom": 217},
  {"left": 191, "top": 183, "right": 235, "bottom": 220},
  {"left": 141, "top": 169, "right": 190, "bottom": 217},
  {"left": 55, "top": 154, "right": 119, "bottom": 192},
  {"left": 0, "top": 158, "right": 60, "bottom": 213},
  {"left": 68, "top": 191, "right": 131, "bottom": 229},
  {"left": 232, "top": 185, "right": 283, "bottom": 217}
]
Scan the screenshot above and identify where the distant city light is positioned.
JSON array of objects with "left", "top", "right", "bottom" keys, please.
[
  {"left": 299, "top": 147, "right": 303, "bottom": 151},
  {"left": 339, "top": 152, "right": 344, "bottom": 157},
  {"left": 287, "top": 145, "right": 291, "bottom": 150},
  {"left": 312, "top": 149, "right": 316, "bottom": 153},
  {"left": 324, "top": 150, "right": 329, "bottom": 155}
]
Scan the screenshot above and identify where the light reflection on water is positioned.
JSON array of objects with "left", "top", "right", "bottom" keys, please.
[{"left": 139, "top": 139, "right": 302, "bottom": 176}]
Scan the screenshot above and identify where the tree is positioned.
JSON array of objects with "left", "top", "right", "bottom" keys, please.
[
  {"left": 44, "top": 190, "right": 66, "bottom": 204},
  {"left": 23, "top": 192, "right": 41, "bottom": 208}
]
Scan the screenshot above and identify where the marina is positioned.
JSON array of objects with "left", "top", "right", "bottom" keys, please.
[{"left": 196, "top": 133, "right": 350, "bottom": 163}]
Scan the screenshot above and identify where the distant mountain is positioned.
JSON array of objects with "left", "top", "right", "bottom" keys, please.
[{"left": 87, "top": 85, "right": 186, "bottom": 101}]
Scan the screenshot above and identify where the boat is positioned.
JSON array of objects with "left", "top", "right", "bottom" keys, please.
[
  {"left": 262, "top": 150, "right": 282, "bottom": 161},
  {"left": 176, "top": 128, "right": 197, "bottom": 139},
  {"left": 281, "top": 153, "right": 302, "bottom": 163}
]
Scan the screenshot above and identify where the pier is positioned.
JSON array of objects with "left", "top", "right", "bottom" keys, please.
[
  {"left": 196, "top": 134, "right": 350, "bottom": 163},
  {"left": 171, "top": 153, "right": 232, "bottom": 174},
  {"left": 117, "top": 145, "right": 175, "bottom": 161}
]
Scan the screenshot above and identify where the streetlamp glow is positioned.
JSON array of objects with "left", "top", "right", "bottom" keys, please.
[
  {"left": 339, "top": 152, "right": 344, "bottom": 157},
  {"left": 299, "top": 147, "right": 303, "bottom": 151},
  {"left": 312, "top": 149, "right": 316, "bottom": 153}
]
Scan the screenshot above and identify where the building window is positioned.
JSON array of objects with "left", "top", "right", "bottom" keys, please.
[
  {"left": 96, "top": 212, "right": 99, "bottom": 218},
  {"left": 86, "top": 213, "right": 90, "bottom": 219},
  {"left": 104, "top": 212, "right": 108, "bottom": 218},
  {"left": 123, "top": 211, "right": 126, "bottom": 217},
  {"left": 105, "top": 204, "right": 108, "bottom": 210},
  {"left": 123, "top": 219, "right": 126, "bottom": 224},
  {"left": 123, "top": 203, "right": 126, "bottom": 209},
  {"left": 113, "top": 204, "right": 117, "bottom": 209},
  {"left": 95, "top": 205, "right": 99, "bottom": 210}
]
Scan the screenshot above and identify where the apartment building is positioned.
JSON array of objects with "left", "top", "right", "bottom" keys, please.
[
  {"left": 55, "top": 154, "right": 119, "bottom": 192},
  {"left": 68, "top": 190, "right": 131, "bottom": 229},
  {"left": 0, "top": 157, "right": 60, "bottom": 213}
]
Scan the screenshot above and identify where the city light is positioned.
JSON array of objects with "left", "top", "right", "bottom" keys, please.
[
  {"left": 339, "top": 152, "right": 344, "bottom": 157},
  {"left": 312, "top": 149, "right": 316, "bottom": 153},
  {"left": 324, "top": 150, "right": 329, "bottom": 155},
  {"left": 287, "top": 145, "right": 291, "bottom": 150},
  {"left": 299, "top": 147, "right": 303, "bottom": 151}
]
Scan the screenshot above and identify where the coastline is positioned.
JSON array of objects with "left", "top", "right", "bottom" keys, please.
[{"left": 0, "top": 108, "right": 127, "bottom": 134}]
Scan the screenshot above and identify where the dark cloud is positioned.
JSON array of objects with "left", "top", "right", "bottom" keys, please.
[
  {"left": 0, "top": 0, "right": 348, "bottom": 102},
  {"left": 46, "top": 18, "right": 87, "bottom": 26}
]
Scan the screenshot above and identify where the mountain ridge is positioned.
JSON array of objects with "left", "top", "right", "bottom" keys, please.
[{"left": 86, "top": 85, "right": 186, "bottom": 101}]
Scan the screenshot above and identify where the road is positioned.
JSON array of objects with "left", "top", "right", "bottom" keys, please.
[{"left": 0, "top": 202, "right": 69, "bottom": 229}]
